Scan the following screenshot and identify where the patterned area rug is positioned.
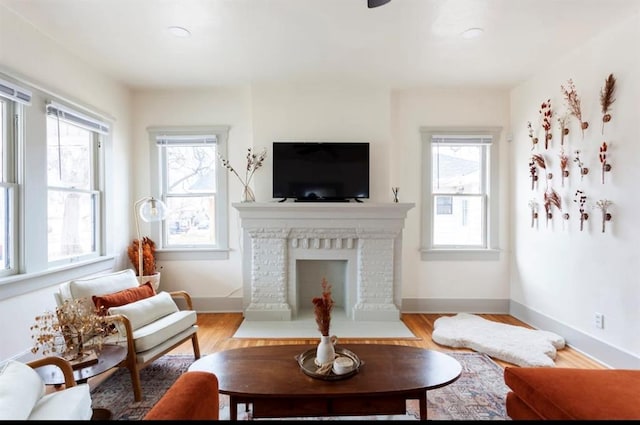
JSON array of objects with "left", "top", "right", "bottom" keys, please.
[{"left": 90, "top": 352, "right": 511, "bottom": 420}]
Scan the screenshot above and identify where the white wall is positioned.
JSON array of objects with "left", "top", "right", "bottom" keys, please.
[
  {"left": 0, "top": 5, "right": 132, "bottom": 361},
  {"left": 391, "top": 88, "right": 512, "bottom": 305},
  {"left": 510, "top": 13, "right": 640, "bottom": 367}
]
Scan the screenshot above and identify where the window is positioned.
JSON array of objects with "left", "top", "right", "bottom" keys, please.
[
  {"left": 149, "top": 126, "right": 229, "bottom": 260},
  {"left": 420, "top": 127, "right": 501, "bottom": 261},
  {"left": 0, "top": 77, "right": 30, "bottom": 277},
  {"left": 46, "top": 102, "right": 107, "bottom": 264}
]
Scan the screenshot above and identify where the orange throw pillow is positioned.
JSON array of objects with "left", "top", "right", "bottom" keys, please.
[{"left": 92, "top": 282, "right": 155, "bottom": 315}]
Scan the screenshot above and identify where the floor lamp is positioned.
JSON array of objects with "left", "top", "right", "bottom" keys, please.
[{"left": 134, "top": 196, "right": 168, "bottom": 278}]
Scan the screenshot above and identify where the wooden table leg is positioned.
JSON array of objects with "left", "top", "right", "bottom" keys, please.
[
  {"left": 419, "top": 392, "right": 427, "bottom": 420},
  {"left": 229, "top": 396, "right": 238, "bottom": 420}
]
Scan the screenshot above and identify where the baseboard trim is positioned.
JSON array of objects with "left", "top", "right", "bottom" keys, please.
[
  {"left": 509, "top": 301, "right": 640, "bottom": 369},
  {"left": 401, "top": 298, "right": 510, "bottom": 313}
]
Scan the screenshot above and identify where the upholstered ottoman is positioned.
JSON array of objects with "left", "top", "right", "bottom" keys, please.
[
  {"left": 504, "top": 367, "right": 640, "bottom": 420},
  {"left": 143, "top": 371, "right": 219, "bottom": 420}
]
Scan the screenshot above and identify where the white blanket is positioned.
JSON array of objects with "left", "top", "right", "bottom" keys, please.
[{"left": 432, "top": 313, "right": 565, "bottom": 367}]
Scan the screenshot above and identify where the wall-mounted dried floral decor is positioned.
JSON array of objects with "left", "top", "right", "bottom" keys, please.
[
  {"left": 559, "top": 152, "right": 569, "bottom": 187},
  {"left": 573, "top": 150, "right": 588, "bottom": 180},
  {"left": 599, "top": 142, "right": 611, "bottom": 184},
  {"left": 595, "top": 199, "right": 612, "bottom": 233},
  {"left": 543, "top": 190, "right": 561, "bottom": 228},
  {"left": 600, "top": 73, "right": 616, "bottom": 135},
  {"left": 574, "top": 190, "right": 589, "bottom": 231},
  {"left": 561, "top": 78, "right": 588, "bottom": 139},
  {"left": 557, "top": 112, "right": 570, "bottom": 146},
  {"left": 528, "top": 199, "right": 539, "bottom": 228},
  {"left": 539, "top": 99, "right": 553, "bottom": 149},
  {"left": 527, "top": 121, "right": 539, "bottom": 150}
]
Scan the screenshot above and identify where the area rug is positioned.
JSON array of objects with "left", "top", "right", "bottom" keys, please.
[
  {"left": 233, "top": 310, "right": 417, "bottom": 339},
  {"left": 90, "top": 352, "right": 511, "bottom": 420},
  {"left": 432, "top": 312, "right": 566, "bottom": 367}
]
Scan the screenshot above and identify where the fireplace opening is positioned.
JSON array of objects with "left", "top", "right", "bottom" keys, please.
[{"left": 296, "top": 260, "right": 347, "bottom": 318}]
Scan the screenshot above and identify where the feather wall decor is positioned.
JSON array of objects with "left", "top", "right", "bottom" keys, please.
[{"left": 600, "top": 73, "right": 617, "bottom": 135}]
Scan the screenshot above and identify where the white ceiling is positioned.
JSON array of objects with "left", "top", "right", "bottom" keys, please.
[{"left": 2, "top": 0, "right": 639, "bottom": 90}]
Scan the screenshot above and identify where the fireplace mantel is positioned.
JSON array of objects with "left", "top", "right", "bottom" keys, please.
[{"left": 234, "top": 202, "right": 414, "bottom": 321}]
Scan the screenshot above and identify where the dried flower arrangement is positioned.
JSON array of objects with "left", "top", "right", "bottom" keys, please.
[
  {"left": 528, "top": 199, "right": 539, "bottom": 228},
  {"left": 527, "top": 121, "right": 539, "bottom": 150},
  {"left": 217, "top": 147, "right": 267, "bottom": 202},
  {"left": 312, "top": 277, "right": 335, "bottom": 336},
  {"left": 573, "top": 149, "right": 589, "bottom": 180},
  {"left": 595, "top": 199, "right": 613, "bottom": 233},
  {"left": 600, "top": 73, "right": 617, "bottom": 135},
  {"left": 127, "top": 237, "right": 158, "bottom": 276},
  {"left": 574, "top": 190, "right": 589, "bottom": 231},
  {"left": 531, "top": 153, "right": 551, "bottom": 186},
  {"left": 543, "top": 190, "right": 561, "bottom": 227},
  {"left": 559, "top": 152, "right": 570, "bottom": 187},
  {"left": 561, "top": 78, "right": 588, "bottom": 138},
  {"left": 30, "top": 299, "right": 112, "bottom": 361},
  {"left": 539, "top": 99, "right": 553, "bottom": 149},
  {"left": 599, "top": 142, "right": 611, "bottom": 184},
  {"left": 557, "top": 112, "right": 570, "bottom": 146},
  {"left": 528, "top": 157, "right": 538, "bottom": 190}
]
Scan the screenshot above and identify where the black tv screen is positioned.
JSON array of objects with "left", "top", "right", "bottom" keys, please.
[{"left": 272, "top": 142, "right": 370, "bottom": 201}]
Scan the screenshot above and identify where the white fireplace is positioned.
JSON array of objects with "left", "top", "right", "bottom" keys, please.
[{"left": 233, "top": 202, "right": 414, "bottom": 321}]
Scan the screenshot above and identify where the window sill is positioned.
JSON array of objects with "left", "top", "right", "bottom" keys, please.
[
  {"left": 420, "top": 248, "right": 501, "bottom": 261},
  {"left": 156, "top": 248, "right": 229, "bottom": 261}
]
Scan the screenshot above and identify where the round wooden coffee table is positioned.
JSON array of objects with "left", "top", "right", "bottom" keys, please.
[
  {"left": 32, "top": 344, "right": 126, "bottom": 386},
  {"left": 189, "top": 344, "right": 462, "bottom": 420}
]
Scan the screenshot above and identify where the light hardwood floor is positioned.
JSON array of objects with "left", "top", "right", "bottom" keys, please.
[{"left": 167, "top": 312, "right": 606, "bottom": 370}]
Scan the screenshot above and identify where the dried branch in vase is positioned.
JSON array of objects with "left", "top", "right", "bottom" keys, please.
[
  {"left": 559, "top": 152, "right": 569, "bottom": 187},
  {"left": 528, "top": 199, "right": 539, "bottom": 228},
  {"left": 595, "top": 199, "right": 613, "bottom": 233},
  {"left": 600, "top": 73, "right": 617, "bottom": 135},
  {"left": 543, "top": 189, "right": 562, "bottom": 227},
  {"left": 574, "top": 190, "right": 589, "bottom": 231},
  {"left": 557, "top": 112, "right": 570, "bottom": 146},
  {"left": 561, "top": 78, "right": 588, "bottom": 138},
  {"left": 599, "top": 142, "right": 611, "bottom": 184},
  {"left": 312, "top": 278, "right": 335, "bottom": 336},
  {"left": 539, "top": 99, "right": 553, "bottom": 149},
  {"left": 573, "top": 149, "right": 588, "bottom": 180},
  {"left": 527, "top": 121, "right": 539, "bottom": 150}
]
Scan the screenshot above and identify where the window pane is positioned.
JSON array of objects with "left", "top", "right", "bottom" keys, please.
[
  {"left": 0, "top": 100, "right": 4, "bottom": 179},
  {"left": 166, "top": 146, "right": 216, "bottom": 194},
  {"left": 165, "top": 196, "right": 216, "bottom": 246},
  {"left": 0, "top": 187, "right": 8, "bottom": 270},
  {"left": 433, "top": 195, "right": 484, "bottom": 246},
  {"left": 432, "top": 145, "right": 481, "bottom": 194},
  {"left": 47, "top": 116, "right": 92, "bottom": 189},
  {"left": 48, "top": 190, "right": 95, "bottom": 260}
]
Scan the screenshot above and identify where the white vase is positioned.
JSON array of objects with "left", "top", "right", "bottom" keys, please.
[
  {"left": 315, "top": 335, "right": 337, "bottom": 366},
  {"left": 137, "top": 272, "right": 161, "bottom": 291}
]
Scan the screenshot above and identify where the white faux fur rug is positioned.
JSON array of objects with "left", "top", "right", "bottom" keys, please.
[{"left": 432, "top": 313, "right": 565, "bottom": 367}]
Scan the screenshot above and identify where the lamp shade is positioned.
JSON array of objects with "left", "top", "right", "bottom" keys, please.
[
  {"left": 138, "top": 198, "right": 168, "bottom": 222},
  {"left": 368, "top": 0, "right": 391, "bottom": 8}
]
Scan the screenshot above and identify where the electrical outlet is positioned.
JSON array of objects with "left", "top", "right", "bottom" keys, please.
[{"left": 594, "top": 312, "right": 604, "bottom": 329}]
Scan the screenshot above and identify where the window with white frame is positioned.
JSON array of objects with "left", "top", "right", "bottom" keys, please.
[
  {"left": 0, "top": 77, "right": 30, "bottom": 277},
  {"left": 46, "top": 102, "right": 107, "bottom": 264},
  {"left": 420, "top": 127, "right": 501, "bottom": 261},
  {"left": 149, "top": 126, "right": 229, "bottom": 258}
]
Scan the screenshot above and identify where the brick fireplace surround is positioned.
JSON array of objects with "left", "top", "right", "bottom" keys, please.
[{"left": 234, "top": 202, "right": 414, "bottom": 321}]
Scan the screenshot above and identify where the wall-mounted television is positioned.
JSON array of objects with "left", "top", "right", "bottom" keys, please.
[{"left": 272, "top": 141, "right": 370, "bottom": 202}]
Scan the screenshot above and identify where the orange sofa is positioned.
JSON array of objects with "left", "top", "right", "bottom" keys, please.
[
  {"left": 504, "top": 367, "right": 640, "bottom": 420},
  {"left": 143, "top": 371, "right": 219, "bottom": 420}
]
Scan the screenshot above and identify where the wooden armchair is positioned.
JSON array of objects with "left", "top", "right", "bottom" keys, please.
[{"left": 55, "top": 269, "right": 200, "bottom": 402}]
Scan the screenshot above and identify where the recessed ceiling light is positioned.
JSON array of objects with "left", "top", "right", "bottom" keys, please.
[
  {"left": 167, "top": 26, "right": 191, "bottom": 38},
  {"left": 461, "top": 27, "right": 484, "bottom": 39}
]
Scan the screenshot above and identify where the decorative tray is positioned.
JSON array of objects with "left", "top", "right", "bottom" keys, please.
[{"left": 295, "top": 346, "right": 363, "bottom": 381}]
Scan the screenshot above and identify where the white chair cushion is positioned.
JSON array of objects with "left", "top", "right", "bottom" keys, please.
[
  {"left": 28, "top": 384, "right": 93, "bottom": 420},
  {"left": 108, "top": 291, "right": 179, "bottom": 331},
  {"left": 132, "top": 310, "right": 197, "bottom": 352},
  {"left": 68, "top": 269, "right": 138, "bottom": 300},
  {"left": 0, "top": 360, "right": 46, "bottom": 420}
]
